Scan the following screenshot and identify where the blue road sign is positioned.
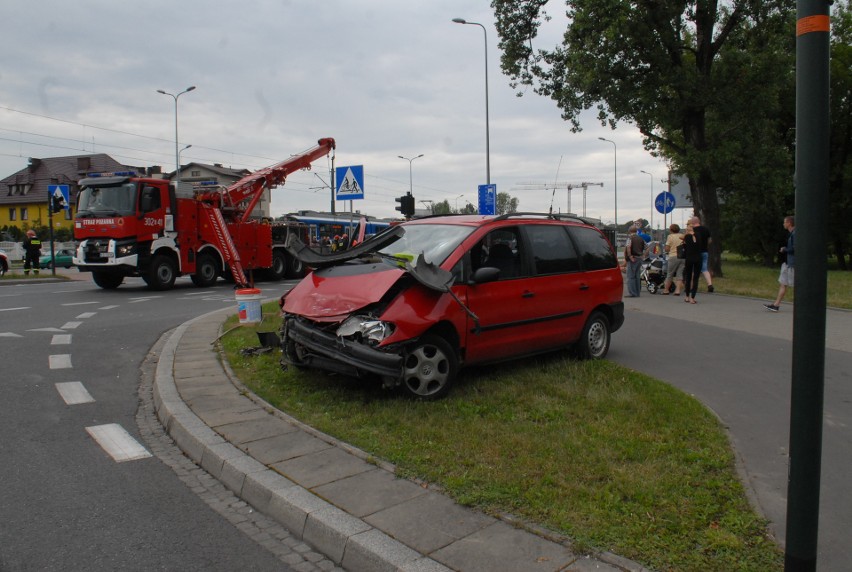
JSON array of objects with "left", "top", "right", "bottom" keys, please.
[
  {"left": 335, "top": 165, "right": 364, "bottom": 200},
  {"left": 478, "top": 184, "right": 496, "bottom": 215},
  {"left": 655, "top": 191, "right": 676, "bottom": 214},
  {"left": 48, "top": 184, "right": 70, "bottom": 211}
]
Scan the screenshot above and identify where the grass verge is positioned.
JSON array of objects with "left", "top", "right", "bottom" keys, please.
[{"left": 221, "top": 306, "right": 782, "bottom": 572}]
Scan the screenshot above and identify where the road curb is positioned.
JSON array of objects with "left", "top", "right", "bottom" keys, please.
[{"left": 152, "top": 307, "right": 452, "bottom": 572}]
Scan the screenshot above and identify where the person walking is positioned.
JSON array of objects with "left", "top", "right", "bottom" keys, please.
[
  {"left": 663, "top": 223, "right": 685, "bottom": 295},
  {"left": 690, "top": 215, "right": 714, "bottom": 292},
  {"left": 23, "top": 230, "right": 41, "bottom": 276},
  {"left": 682, "top": 222, "right": 702, "bottom": 304},
  {"left": 764, "top": 216, "right": 795, "bottom": 312},
  {"left": 624, "top": 225, "right": 645, "bottom": 297}
]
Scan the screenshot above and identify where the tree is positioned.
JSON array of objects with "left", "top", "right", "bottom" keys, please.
[
  {"left": 492, "top": 0, "right": 797, "bottom": 277},
  {"left": 829, "top": 0, "right": 852, "bottom": 269},
  {"left": 496, "top": 192, "right": 519, "bottom": 215},
  {"left": 432, "top": 200, "right": 452, "bottom": 215}
]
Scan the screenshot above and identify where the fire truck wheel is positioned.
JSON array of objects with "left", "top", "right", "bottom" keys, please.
[
  {"left": 190, "top": 254, "right": 219, "bottom": 287},
  {"left": 92, "top": 271, "right": 123, "bottom": 289},
  {"left": 146, "top": 254, "right": 177, "bottom": 290}
]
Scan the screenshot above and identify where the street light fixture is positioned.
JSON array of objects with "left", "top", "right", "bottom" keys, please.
[
  {"left": 452, "top": 18, "right": 490, "bottom": 185},
  {"left": 640, "top": 170, "right": 654, "bottom": 231},
  {"left": 157, "top": 85, "right": 196, "bottom": 193},
  {"left": 398, "top": 154, "right": 424, "bottom": 195},
  {"left": 598, "top": 137, "right": 617, "bottom": 228},
  {"left": 455, "top": 194, "right": 464, "bottom": 212}
]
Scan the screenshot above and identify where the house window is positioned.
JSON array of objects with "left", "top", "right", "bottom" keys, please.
[
  {"left": 21, "top": 207, "right": 28, "bottom": 221},
  {"left": 9, "top": 208, "right": 16, "bottom": 221},
  {"left": 191, "top": 170, "right": 201, "bottom": 177}
]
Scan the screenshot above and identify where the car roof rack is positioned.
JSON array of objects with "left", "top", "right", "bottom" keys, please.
[{"left": 492, "top": 212, "right": 599, "bottom": 226}]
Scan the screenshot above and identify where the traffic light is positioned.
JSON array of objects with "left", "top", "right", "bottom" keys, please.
[{"left": 395, "top": 193, "right": 415, "bottom": 218}]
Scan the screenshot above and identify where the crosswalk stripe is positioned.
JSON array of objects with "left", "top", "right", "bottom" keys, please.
[
  {"left": 76, "top": 312, "right": 96, "bottom": 319},
  {"left": 51, "top": 334, "right": 72, "bottom": 345},
  {"left": 85, "top": 424, "right": 151, "bottom": 462},
  {"left": 56, "top": 382, "right": 95, "bottom": 405},
  {"left": 61, "top": 321, "right": 82, "bottom": 329},
  {"left": 49, "top": 354, "right": 72, "bottom": 369}
]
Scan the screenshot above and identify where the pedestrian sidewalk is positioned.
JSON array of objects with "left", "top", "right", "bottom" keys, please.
[{"left": 153, "top": 308, "right": 645, "bottom": 572}]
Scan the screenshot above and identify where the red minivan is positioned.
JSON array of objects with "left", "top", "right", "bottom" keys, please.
[{"left": 280, "top": 213, "right": 624, "bottom": 399}]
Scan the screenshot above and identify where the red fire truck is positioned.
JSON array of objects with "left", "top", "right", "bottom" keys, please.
[{"left": 73, "top": 138, "right": 335, "bottom": 290}]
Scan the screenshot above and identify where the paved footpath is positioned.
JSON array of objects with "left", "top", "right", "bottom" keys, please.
[{"left": 153, "top": 308, "right": 645, "bottom": 572}]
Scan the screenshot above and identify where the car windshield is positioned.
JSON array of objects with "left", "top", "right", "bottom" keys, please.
[
  {"left": 77, "top": 183, "right": 137, "bottom": 216},
  {"left": 377, "top": 224, "right": 474, "bottom": 267}
]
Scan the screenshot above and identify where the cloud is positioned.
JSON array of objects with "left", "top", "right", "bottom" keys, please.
[{"left": 0, "top": 0, "right": 677, "bottom": 225}]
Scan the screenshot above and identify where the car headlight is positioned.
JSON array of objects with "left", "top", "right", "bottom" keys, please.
[{"left": 336, "top": 315, "right": 394, "bottom": 343}]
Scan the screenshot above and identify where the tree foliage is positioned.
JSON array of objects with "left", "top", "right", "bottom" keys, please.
[
  {"left": 492, "top": 0, "right": 797, "bottom": 276},
  {"left": 829, "top": 0, "right": 852, "bottom": 269},
  {"left": 496, "top": 192, "right": 520, "bottom": 215}
]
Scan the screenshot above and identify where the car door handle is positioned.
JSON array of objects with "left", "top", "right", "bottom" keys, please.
[
  {"left": 522, "top": 291, "right": 535, "bottom": 298},
  {"left": 579, "top": 284, "right": 590, "bottom": 290}
]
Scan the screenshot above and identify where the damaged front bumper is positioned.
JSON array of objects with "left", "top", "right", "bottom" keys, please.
[{"left": 283, "top": 316, "right": 403, "bottom": 380}]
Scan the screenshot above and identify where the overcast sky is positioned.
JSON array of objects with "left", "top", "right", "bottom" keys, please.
[{"left": 1, "top": 0, "right": 683, "bottom": 227}]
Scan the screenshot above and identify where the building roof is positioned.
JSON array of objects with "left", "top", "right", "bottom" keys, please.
[{"left": 0, "top": 154, "right": 126, "bottom": 205}]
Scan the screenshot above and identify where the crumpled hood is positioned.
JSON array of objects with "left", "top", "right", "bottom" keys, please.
[{"left": 283, "top": 264, "right": 406, "bottom": 321}]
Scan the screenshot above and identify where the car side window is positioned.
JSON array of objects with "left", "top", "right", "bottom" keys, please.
[
  {"left": 471, "top": 228, "right": 524, "bottom": 280},
  {"left": 526, "top": 225, "right": 580, "bottom": 275},
  {"left": 568, "top": 226, "right": 618, "bottom": 270}
]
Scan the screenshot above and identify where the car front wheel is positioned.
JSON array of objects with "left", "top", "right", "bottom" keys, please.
[
  {"left": 575, "top": 311, "right": 611, "bottom": 360},
  {"left": 400, "top": 334, "right": 458, "bottom": 400}
]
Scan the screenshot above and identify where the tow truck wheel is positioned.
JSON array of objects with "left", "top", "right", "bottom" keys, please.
[
  {"left": 190, "top": 254, "right": 218, "bottom": 287},
  {"left": 287, "top": 255, "right": 304, "bottom": 279},
  {"left": 400, "top": 334, "right": 458, "bottom": 400},
  {"left": 146, "top": 254, "right": 177, "bottom": 290},
  {"left": 92, "top": 272, "right": 123, "bottom": 289},
  {"left": 269, "top": 250, "right": 287, "bottom": 281}
]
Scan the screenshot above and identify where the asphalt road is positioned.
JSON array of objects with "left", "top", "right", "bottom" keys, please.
[
  {"left": 0, "top": 273, "right": 307, "bottom": 571},
  {"left": 609, "top": 289, "right": 852, "bottom": 570}
]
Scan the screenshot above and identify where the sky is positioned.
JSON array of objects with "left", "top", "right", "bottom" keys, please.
[{"left": 1, "top": 0, "right": 684, "bottom": 228}]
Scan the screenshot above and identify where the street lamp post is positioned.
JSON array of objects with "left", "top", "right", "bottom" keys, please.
[
  {"left": 641, "top": 170, "right": 654, "bottom": 232},
  {"left": 598, "top": 137, "right": 617, "bottom": 228},
  {"left": 398, "top": 154, "right": 424, "bottom": 195},
  {"left": 157, "top": 85, "right": 196, "bottom": 193},
  {"left": 452, "top": 18, "right": 490, "bottom": 185},
  {"left": 455, "top": 194, "right": 464, "bottom": 212}
]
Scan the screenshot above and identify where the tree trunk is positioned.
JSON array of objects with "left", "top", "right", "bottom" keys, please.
[
  {"left": 834, "top": 239, "right": 848, "bottom": 271},
  {"left": 689, "top": 172, "right": 724, "bottom": 278}
]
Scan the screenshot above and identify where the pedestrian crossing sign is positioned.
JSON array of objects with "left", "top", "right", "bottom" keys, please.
[{"left": 335, "top": 165, "right": 364, "bottom": 200}]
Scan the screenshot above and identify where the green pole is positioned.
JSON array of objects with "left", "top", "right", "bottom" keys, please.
[{"left": 785, "top": 2, "right": 831, "bottom": 570}]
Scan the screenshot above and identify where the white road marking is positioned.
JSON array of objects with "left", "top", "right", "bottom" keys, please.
[
  {"left": 0, "top": 307, "right": 30, "bottom": 312},
  {"left": 51, "top": 334, "right": 72, "bottom": 345},
  {"left": 85, "top": 424, "right": 151, "bottom": 462},
  {"left": 129, "top": 299, "right": 154, "bottom": 303},
  {"left": 28, "top": 327, "right": 67, "bottom": 333},
  {"left": 49, "top": 354, "right": 72, "bottom": 369},
  {"left": 129, "top": 296, "right": 162, "bottom": 301},
  {"left": 61, "top": 321, "right": 82, "bottom": 329},
  {"left": 0, "top": 332, "right": 23, "bottom": 338},
  {"left": 56, "top": 382, "right": 95, "bottom": 405},
  {"left": 182, "top": 291, "right": 214, "bottom": 296},
  {"left": 76, "top": 312, "right": 96, "bottom": 319},
  {"left": 98, "top": 305, "right": 119, "bottom": 310},
  {"left": 62, "top": 301, "right": 100, "bottom": 306}
]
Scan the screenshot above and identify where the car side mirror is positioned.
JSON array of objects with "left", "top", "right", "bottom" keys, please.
[{"left": 470, "top": 266, "right": 500, "bottom": 284}]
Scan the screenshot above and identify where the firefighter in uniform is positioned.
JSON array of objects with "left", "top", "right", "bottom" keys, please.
[{"left": 23, "top": 230, "right": 42, "bottom": 275}]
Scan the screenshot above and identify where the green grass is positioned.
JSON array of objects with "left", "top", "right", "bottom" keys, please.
[
  {"left": 222, "top": 306, "right": 783, "bottom": 572},
  {"left": 716, "top": 254, "right": 852, "bottom": 309}
]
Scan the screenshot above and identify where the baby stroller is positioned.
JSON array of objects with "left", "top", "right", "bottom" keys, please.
[{"left": 641, "top": 256, "right": 667, "bottom": 294}]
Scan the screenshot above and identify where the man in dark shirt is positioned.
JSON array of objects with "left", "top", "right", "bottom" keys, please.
[
  {"left": 690, "top": 216, "right": 713, "bottom": 292},
  {"left": 623, "top": 226, "right": 645, "bottom": 297},
  {"left": 764, "top": 216, "right": 795, "bottom": 312}
]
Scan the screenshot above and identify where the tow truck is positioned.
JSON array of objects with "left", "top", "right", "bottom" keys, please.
[{"left": 73, "top": 138, "right": 335, "bottom": 290}]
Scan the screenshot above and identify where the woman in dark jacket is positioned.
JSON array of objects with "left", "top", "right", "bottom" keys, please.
[{"left": 682, "top": 223, "right": 702, "bottom": 304}]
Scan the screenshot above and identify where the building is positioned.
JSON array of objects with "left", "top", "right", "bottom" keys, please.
[
  {"left": 1, "top": 155, "right": 262, "bottom": 234},
  {"left": 0, "top": 154, "right": 127, "bottom": 233}
]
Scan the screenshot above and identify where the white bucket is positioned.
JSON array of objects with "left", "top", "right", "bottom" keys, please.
[{"left": 235, "top": 288, "right": 263, "bottom": 324}]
